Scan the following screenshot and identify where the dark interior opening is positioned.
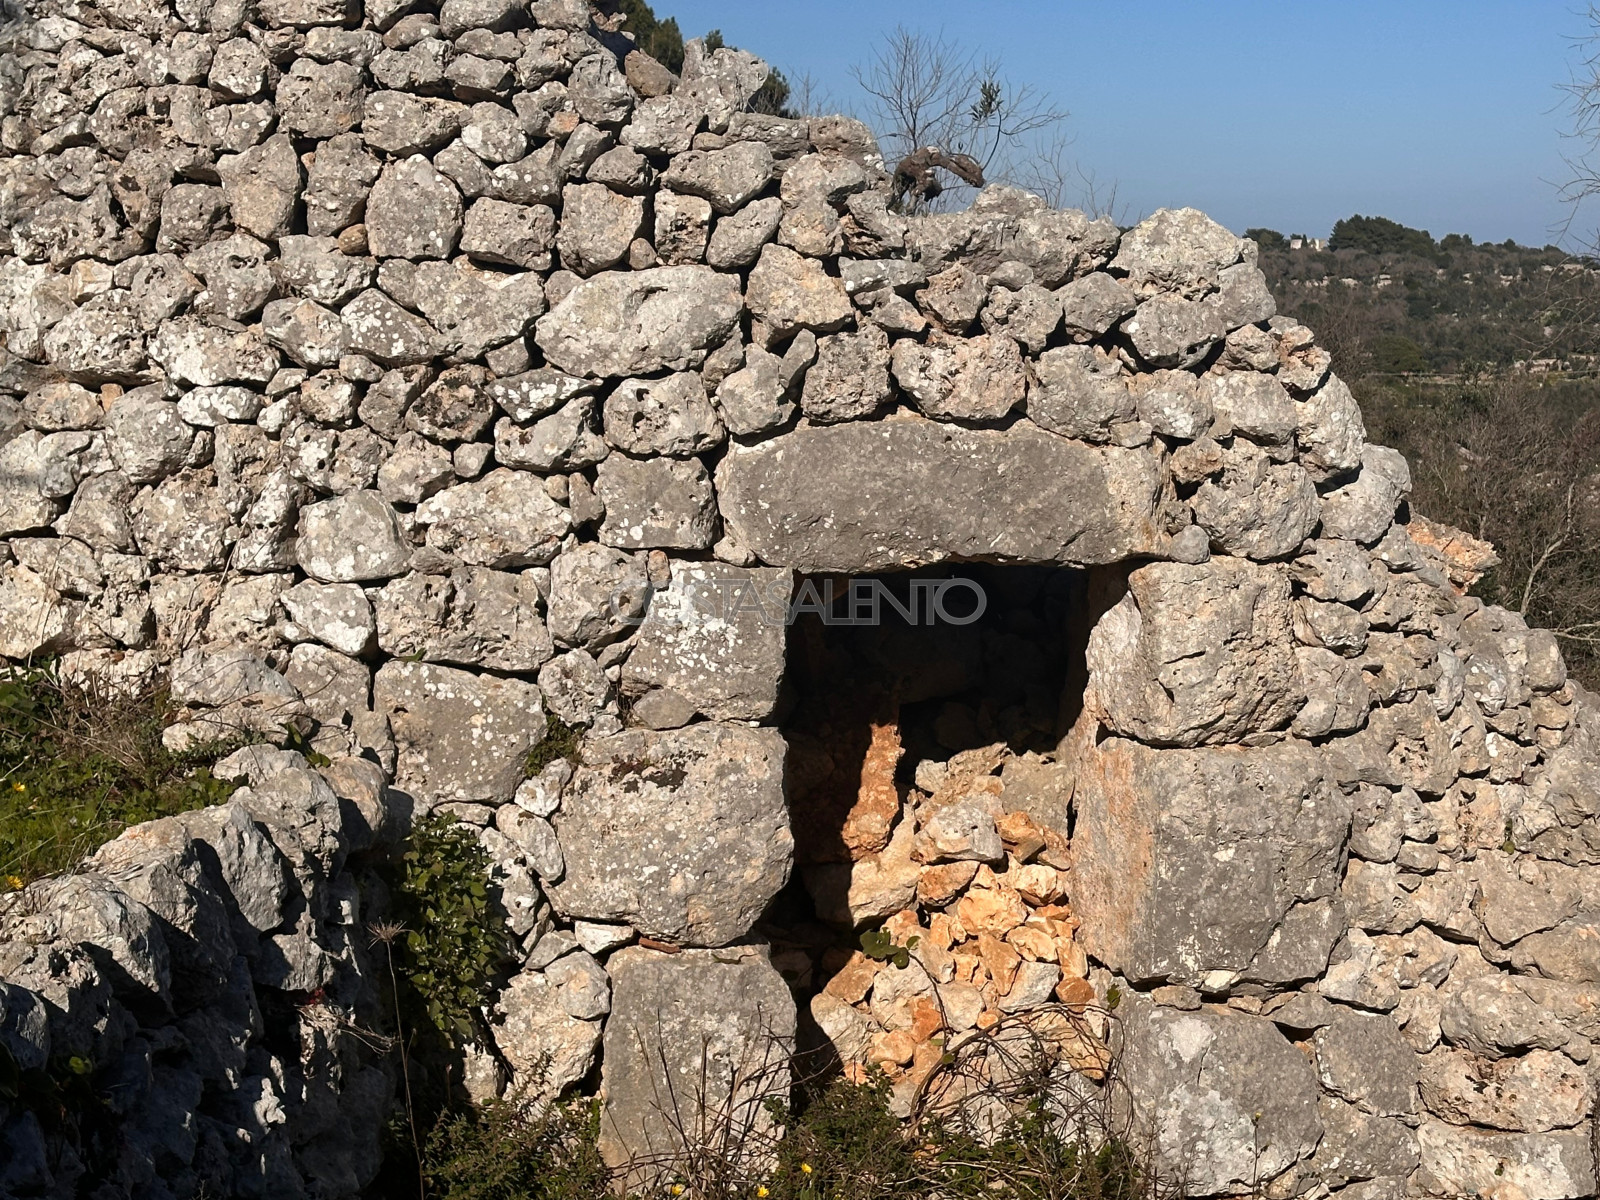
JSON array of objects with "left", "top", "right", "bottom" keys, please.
[{"left": 757, "top": 563, "right": 1104, "bottom": 1060}]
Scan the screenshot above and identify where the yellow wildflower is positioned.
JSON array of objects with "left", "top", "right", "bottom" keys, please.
[
  {"left": 757, "top": 1189, "right": 770, "bottom": 1198},
  {"left": 2, "top": 874, "right": 22, "bottom": 890},
  {"left": 11, "top": 781, "right": 24, "bottom": 792},
  {"left": 800, "top": 1163, "right": 813, "bottom": 1175},
  {"left": 670, "top": 1187, "right": 684, "bottom": 1197}
]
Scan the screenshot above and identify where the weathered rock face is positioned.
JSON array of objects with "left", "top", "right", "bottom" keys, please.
[
  {"left": 1086, "top": 558, "right": 1305, "bottom": 746},
  {"left": 547, "top": 724, "right": 791, "bottom": 946},
  {"left": 600, "top": 946, "right": 795, "bottom": 1182},
  {"left": 3, "top": 0, "right": 1599, "bottom": 1194},
  {"left": 1121, "top": 997, "right": 1325, "bottom": 1196},
  {"left": 717, "top": 417, "right": 1164, "bottom": 573},
  {"left": 1072, "top": 737, "right": 1350, "bottom": 987}
]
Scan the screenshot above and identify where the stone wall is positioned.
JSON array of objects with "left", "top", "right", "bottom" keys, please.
[{"left": 2, "top": 0, "right": 1599, "bottom": 1195}]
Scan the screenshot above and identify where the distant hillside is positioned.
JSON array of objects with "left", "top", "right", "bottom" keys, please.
[{"left": 1248, "top": 217, "right": 1600, "bottom": 377}]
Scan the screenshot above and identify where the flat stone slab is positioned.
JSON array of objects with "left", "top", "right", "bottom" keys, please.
[{"left": 715, "top": 415, "right": 1164, "bottom": 573}]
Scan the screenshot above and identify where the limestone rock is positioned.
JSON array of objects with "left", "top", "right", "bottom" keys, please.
[
  {"left": 622, "top": 562, "right": 792, "bottom": 721},
  {"left": 890, "top": 333, "right": 1027, "bottom": 423},
  {"left": 491, "top": 972, "right": 600, "bottom": 1103},
  {"left": 1415, "top": 1121, "right": 1595, "bottom": 1199},
  {"left": 366, "top": 157, "right": 463, "bottom": 259},
  {"left": 1086, "top": 558, "right": 1305, "bottom": 746},
  {"left": 602, "top": 373, "right": 725, "bottom": 457},
  {"left": 415, "top": 469, "right": 571, "bottom": 567},
  {"left": 594, "top": 454, "right": 717, "bottom": 551},
  {"left": 375, "top": 660, "right": 544, "bottom": 808},
  {"left": 1072, "top": 737, "right": 1349, "bottom": 985},
  {"left": 717, "top": 417, "right": 1163, "bottom": 572},
  {"left": 547, "top": 723, "right": 791, "bottom": 946},
  {"left": 600, "top": 946, "right": 794, "bottom": 1181},
  {"left": 282, "top": 581, "right": 374, "bottom": 656},
  {"left": 546, "top": 542, "right": 651, "bottom": 649},
  {"left": 297, "top": 491, "right": 411, "bottom": 582},
  {"left": 1419, "top": 1047, "right": 1589, "bottom": 1133},
  {"left": 375, "top": 568, "right": 553, "bottom": 672},
  {"left": 105, "top": 394, "right": 195, "bottom": 485},
  {"left": 661, "top": 141, "right": 773, "bottom": 213},
  {"left": 556, "top": 182, "right": 644, "bottom": 276},
  {"left": 535, "top": 266, "right": 743, "bottom": 378},
  {"left": 799, "top": 324, "right": 892, "bottom": 424},
  {"left": 1120, "top": 997, "right": 1324, "bottom": 1196},
  {"left": 1110, "top": 207, "right": 1243, "bottom": 297},
  {"left": 217, "top": 134, "right": 302, "bottom": 242}
]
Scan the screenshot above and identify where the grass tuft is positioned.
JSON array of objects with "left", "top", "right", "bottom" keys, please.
[
  {"left": 0, "top": 664, "right": 236, "bottom": 892},
  {"left": 525, "top": 716, "right": 581, "bottom": 776}
]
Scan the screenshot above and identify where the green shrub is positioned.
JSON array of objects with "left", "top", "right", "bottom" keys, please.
[
  {"left": 765, "top": 1070, "right": 1147, "bottom": 1200},
  {"left": 386, "top": 815, "right": 515, "bottom": 1044},
  {"left": 0, "top": 665, "right": 235, "bottom": 892},
  {"left": 421, "top": 1097, "right": 611, "bottom": 1200}
]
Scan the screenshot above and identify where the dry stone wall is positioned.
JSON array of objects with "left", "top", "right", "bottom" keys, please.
[{"left": 1, "top": 0, "right": 1599, "bottom": 1195}]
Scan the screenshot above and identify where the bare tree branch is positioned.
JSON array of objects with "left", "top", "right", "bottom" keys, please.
[{"left": 850, "top": 26, "right": 1072, "bottom": 213}]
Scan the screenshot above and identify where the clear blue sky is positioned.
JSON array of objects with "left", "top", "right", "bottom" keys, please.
[{"left": 660, "top": 1, "right": 1597, "bottom": 247}]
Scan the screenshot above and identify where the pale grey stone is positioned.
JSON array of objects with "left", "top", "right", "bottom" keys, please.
[
  {"left": 1122, "top": 293, "right": 1225, "bottom": 369},
  {"left": 276, "top": 59, "right": 365, "bottom": 138},
  {"left": 366, "top": 157, "right": 463, "bottom": 260},
  {"left": 415, "top": 468, "right": 571, "bottom": 567},
  {"left": 706, "top": 196, "right": 783, "bottom": 270},
  {"left": 297, "top": 490, "right": 411, "bottom": 582},
  {"left": 535, "top": 266, "right": 743, "bottom": 378},
  {"left": 622, "top": 562, "right": 792, "bottom": 721},
  {"left": 602, "top": 372, "right": 725, "bottom": 456},
  {"left": 1120, "top": 997, "right": 1323, "bottom": 1196},
  {"left": 890, "top": 333, "right": 1027, "bottom": 423},
  {"left": 600, "top": 946, "right": 794, "bottom": 1182},
  {"left": 1314, "top": 1007, "right": 1418, "bottom": 1116},
  {"left": 546, "top": 542, "right": 650, "bottom": 649},
  {"left": 491, "top": 971, "right": 600, "bottom": 1104},
  {"left": 556, "top": 182, "right": 644, "bottom": 276},
  {"left": 1073, "top": 737, "right": 1348, "bottom": 985},
  {"left": 548, "top": 724, "right": 791, "bottom": 945},
  {"left": 282, "top": 580, "right": 374, "bottom": 656},
  {"left": 1110, "top": 207, "right": 1244, "bottom": 296},
  {"left": 375, "top": 659, "right": 544, "bottom": 807},
  {"left": 1320, "top": 444, "right": 1412, "bottom": 544},
  {"left": 375, "top": 567, "right": 553, "bottom": 671},
  {"left": 661, "top": 141, "right": 773, "bottom": 214},
  {"left": 493, "top": 397, "right": 608, "bottom": 472},
  {"left": 595, "top": 454, "right": 717, "bottom": 550},
  {"left": 717, "top": 416, "right": 1162, "bottom": 572},
  {"left": 1029, "top": 344, "right": 1135, "bottom": 441},
  {"left": 105, "top": 394, "right": 195, "bottom": 484}
]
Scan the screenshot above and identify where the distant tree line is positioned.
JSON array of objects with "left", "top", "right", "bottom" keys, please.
[{"left": 1241, "top": 216, "right": 1600, "bottom": 377}]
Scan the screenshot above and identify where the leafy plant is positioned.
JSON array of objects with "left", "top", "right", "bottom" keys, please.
[
  {"left": 860, "top": 928, "right": 919, "bottom": 970},
  {"left": 0, "top": 665, "right": 236, "bottom": 891},
  {"left": 768, "top": 1069, "right": 1149, "bottom": 1200},
  {"left": 386, "top": 815, "right": 514, "bottom": 1045},
  {"left": 421, "top": 1096, "right": 611, "bottom": 1200}
]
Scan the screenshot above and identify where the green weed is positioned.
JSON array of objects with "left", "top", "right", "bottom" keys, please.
[
  {"left": 420, "top": 1097, "right": 611, "bottom": 1200},
  {"left": 385, "top": 814, "right": 515, "bottom": 1045},
  {"left": 525, "top": 716, "right": 581, "bottom": 776}
]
